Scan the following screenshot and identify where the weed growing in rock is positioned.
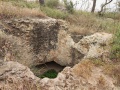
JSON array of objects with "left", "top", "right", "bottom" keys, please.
[
  {"left": 91, "top": 59, "right": 105, "bottom": 66},
  {"left": 40, "top": 69, "right": 58, "bottom": 79}
]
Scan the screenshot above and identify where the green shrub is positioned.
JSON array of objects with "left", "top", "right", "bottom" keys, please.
[
  {"left": 45, "top": 0, "right": 59, "bottom": 8},
  {"left": 41, "top": 6, "right": 68, "bottom": 19},
  {"left": 40, "top": 69, "right": 58, "bottom": 78},
  {"left": 13, "top": 1, "right": 39, "bottom": 9},
  {"left": 63, "top": 0, "right": 74, "bottom": 13},
  {"left": 110, "top": 28, "right": 120, "bottom": 60}
]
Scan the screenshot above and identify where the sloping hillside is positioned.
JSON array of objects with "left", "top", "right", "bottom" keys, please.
[{"left": 0, "top": 0, "right": 120, "bottom": 90}]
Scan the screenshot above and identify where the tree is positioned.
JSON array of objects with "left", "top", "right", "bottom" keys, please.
[
  {"left": 98, "top": 0, "right": 113, "bottom": 15},
  {"left": 63, "top": 0, "right": 74, "bottom": 13},
  {"left": 117, "top": 1, "right": 120, "bottom": 12},
  {"left": 91, "top": 0, "right": 97, "bottom": 13},
  {"left": 39, "top": 0, "right": 45, "bottom": 5}
]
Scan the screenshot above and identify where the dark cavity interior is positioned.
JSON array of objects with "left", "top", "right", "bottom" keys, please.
[{"left": 31, "top": 61, "right": 65, "bottom": 78}]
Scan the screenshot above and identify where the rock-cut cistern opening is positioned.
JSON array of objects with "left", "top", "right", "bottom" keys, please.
[{"left": 31, "top": 61, "right": 65, "bottom": 79}]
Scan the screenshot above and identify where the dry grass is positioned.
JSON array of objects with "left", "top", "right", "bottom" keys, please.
[
  {"left": 103, "top": 63, "right": 120, "bottom": 86},
  {"left": 66, "top": 12, "right": 99, "bottom": 35},
  {"left": 91, "top": 58, "right": 120, "bottom": 86},
  {"left": 68, "top": 24, "right": 97, "bottom": 35},
  {"left": 91, "top": 59, "right": 106, "bottom": 67},
  {"left": 72, "top": 60, "right": 94, "bottom": 79},
  {"left": 0, "top": 2, "right": 45, "bottom": 19},
  {"left": 96, "top": 75, "right": 110, "bottom": 90},
  {"left": 66, "top": 11, "right": 120, "bottom": 35},
  {"left": 66, "top": 12, "right": 96, "bottom": 27},
  {"left": 97, "top": 75, "right": 106, "bottom": 86}
]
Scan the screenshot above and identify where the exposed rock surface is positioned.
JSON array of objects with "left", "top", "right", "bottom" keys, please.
[
  {"left": 0, "top": 18, "right": 113, "bottom": 67},
  {"left": 0, "top": 18, "right": 70, "bottom": 66},
  {"left": 0, "top": 61, "right": 117, "bottom": 90},
  {"left": 0, "top": 61, "right": 41, "bottom": 90},
  {"left": 74, "top": 32, "right": 113, "bottom": 59}
]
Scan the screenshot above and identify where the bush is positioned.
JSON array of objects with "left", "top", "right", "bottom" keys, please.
[
  {"left": 63, "top": 0, "right": 74, "bottom": 13},
  {"left": 41, "top": 6, "right": 68, "bottom": 19},
  {"left": 45, "top": 0, "right": 59, "bottom": 8},
  {"left": 110, "top": 28, "right": 120, "bottom": 61}
]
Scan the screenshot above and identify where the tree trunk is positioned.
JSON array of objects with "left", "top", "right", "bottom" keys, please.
[
  {"left": 91, "top": 0, "right": 97, "bottom": 13},
  {"left": 98, "top": 0, "right": 113, "bottom": 15},
  {"left": 39, "top": 0, "right": 45, "bottom": 5}
]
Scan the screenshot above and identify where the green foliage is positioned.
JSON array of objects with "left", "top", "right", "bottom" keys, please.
[
  {"left": 63, "top": 0, "right": 74, "bottom": 13},
  {"left": 110, "top": 28, "right": 120, "bottom": 60},
  {"left": 41, "top": 6, "right": 68, "bottom": 19},
  {"left": 13, "top": 1, "right": 39, "bottom": 9},
  {"left": 40, "top": 69, "right": 58, "bottom": 78},
  {"left": 111, "top": 28, "right": 120, "bottom": 60},
  {"left": 91, "top": 59, "right": 105, "bottom": 66},
  {"left": 41, "top": 0, "right": 69, "bottom": 19},
  {"left": 45, "top": 0, "right": 59, "bottom": 8}
]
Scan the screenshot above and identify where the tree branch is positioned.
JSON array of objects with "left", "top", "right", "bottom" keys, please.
[{"left": 98, "top": 0, "right": 113, "bottom": 15}]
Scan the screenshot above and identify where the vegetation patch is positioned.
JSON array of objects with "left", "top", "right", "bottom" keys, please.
[
  {"left": 63, "top": 0, "right": 74, "bottom": 13},
  {"left": 103, "top": 64, "right": 120, "bottom": 86},
  {"left": 73, "top": 60, "right": 94, "bottom": 79},
  {"left": 102, "top": 12, "right": 120, "bottom": 20},
  {"left": 41, "top": 6, "right": 68, "bottom": 19},
  {"left": 0, "top": 1, "right": 45, "bottom": 19},
  {"left": 91, "top": 59, "right": 106, "bottom": 66},
  {"left": 45, "top": 0, "right": 59, "bottom": 8},
  {"left": 31, "top": 61, "right": 65, "bottom": 79},
  {"left": 110, "top": 27, "right": 120, "bottom": 61},
  {"left": 1, "top": 0, "right": 40, "bottom": 9},
  {"left": 40, "top": 69, "right": 58, "bottom": 79}
]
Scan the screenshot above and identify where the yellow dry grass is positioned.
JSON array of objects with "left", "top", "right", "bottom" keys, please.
[
  {"left": 0, "top": 2, "right": 45, "bottom": 19},
  {"left": 103, "top": 63, "right": 120, "bottom": 86},
  {"left": 66, "top": 11, "right": 120, "bottom": 35},
  {"left": 72, "top": 60, "right": 94, "bottom": 79},
  {"left": 98, "top": 75, "right": 106, "bottom": 86},
  {"left": 66, "top": 12, "right": 99, "bottom": 35}
]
